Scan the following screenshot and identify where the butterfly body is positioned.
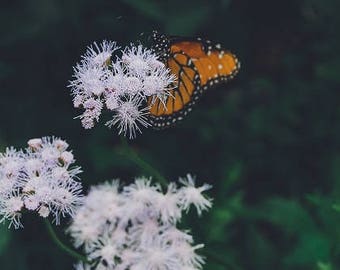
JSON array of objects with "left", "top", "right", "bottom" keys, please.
[{"left": 149, "top": 32, "right": 240, "bottom": 129}]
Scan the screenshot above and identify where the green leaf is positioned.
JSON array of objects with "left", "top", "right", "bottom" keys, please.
[
  {"left": 284, "top": 233, "right": 331, "bottom": 266},
  {"left": 259, "top": 198, "right": 316, "bottom": 233},
  {"left": 317, "top": 261, "right": 333, "bottom": 270}
]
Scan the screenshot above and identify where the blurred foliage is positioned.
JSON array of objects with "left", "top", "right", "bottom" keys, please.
[{"left": 1, "top": 0, "right": 340, "bottom": 269}]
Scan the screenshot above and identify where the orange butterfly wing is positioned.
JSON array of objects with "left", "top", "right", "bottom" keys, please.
[
  {"left": 148, "top": 35, "right": 240, "bottom": 128},
  {"left": 149, "top": 52, "right": 198, "bottom": 117},
  {"left": 171, "top": 40, "right": 240, "bottom": 87}
]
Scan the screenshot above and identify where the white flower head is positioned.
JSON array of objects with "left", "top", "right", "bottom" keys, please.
[
  {"left": 143, "top": 65, "right": 176, "bottom": 98},
  {"left": 50, "top": 182, "right": 83, "bottom": 224},
  {"left": 68, "top": 175, "right": 211, "bottom": 270},
  {"left": 0, "top": 190, "right": 24, "bottom": 229},
  {"left": 60, "top": 151, "right": 74, "bottom": 165},
  {"left": 27, "top": 138, "right": 42, "bottom": 150},
  {"left": 105, "top": 92, "right": 120, "bottom": 111},
  {"left": 155, "top": 183, "right": 182, "bottom": 224},
  {"left": 83, "top": 40, "right": 118, "bottom": 67},
  {"left": 179, "top": 174, "right": 212, "bottom": 215},
  {"left": 106, "top": 97, "right": 151, "bottom": 139},
  {"left": 88, "top": 229, "right": 119, "bottom": 269},
  {"left": 25, "top": 157, "right": 44, "bottom": 174},
  {"left": 122, "top": 44, "right": 159, "bottom": 76},
  {"left": 105, "top": 61, "right": 127, "bottom": 95},
  {"left": 38, "top": 205, "right": 50, "bottom": 218},
  {"left": 0, "top": 136, "right": 84, "bottom": 229},
  {"left": 69, "top": 39, "right": 176, "bottom": 139},
  {"left": 0, "top": 147, "right": 24, "bottom": 179},
  {"left": 76, "top": 98, "right": 104, "bottom": 129}
]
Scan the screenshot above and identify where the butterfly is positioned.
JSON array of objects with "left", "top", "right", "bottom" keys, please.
[{"left": 147, "top": 31, "right": 240, "bottom": 129}]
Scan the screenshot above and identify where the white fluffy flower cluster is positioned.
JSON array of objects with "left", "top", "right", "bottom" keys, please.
[
  {"left": 69, "top": 41, "right": 176, "bottom": 139},
  {"left": 69, "top": 175, "right": 212, "bottom": 270},
  {"left": 0, "top": 137, "right": 83, "bottom": 228}
]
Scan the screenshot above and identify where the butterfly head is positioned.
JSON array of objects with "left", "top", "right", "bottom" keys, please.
[{"left": 150, "top": 31, "right": 171, "bottom": 63}]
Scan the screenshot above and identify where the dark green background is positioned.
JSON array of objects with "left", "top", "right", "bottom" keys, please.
[{"left": 1, "top": 0, "right": 340, "bottom": 269}]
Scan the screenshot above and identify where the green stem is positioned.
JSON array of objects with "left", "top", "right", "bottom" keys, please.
[
  {"left": 119, "top": 136, "right": 168, "bottom": 187},
  {"left": 44, "top": 219, "right": 89, "bottom": 264}
]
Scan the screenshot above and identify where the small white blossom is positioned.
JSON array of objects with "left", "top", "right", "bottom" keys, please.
[
  {"left": 179, "top": 174, "right": 212, "bottom": 215},
  {"left": 69, "top": 176, "right": 212, "bottom": 270},
  {"left": 83, "top": 40, "right": 118, "bottom": 67},
  {"left": 38, "top": 205, "right": 50, "bottom": 218},
  {"left": 76, "top": 98, "right": 104, "bottom": 129},
  {"left": 27, "top": 138, "right": 42, "bottom": 149},
  {"left": 71, "top": 63, "right": 109, "bottom": 97},
  {"left": 69, "top": 40, "right": 176, "bottom": 139},
  {"left": 155, "top": 183, "right": 182, "bottom": 224},
  {"left": 0, "top": 136, "right": 84, "bottom": 228},
  {"left": 122, "top": 45, "right": 159, "bottom": 76},
  {"left": 105, "top": 97, "right": 151, "bottom": 139},
  {"left": 0, "top": 147, "right": 24, "bottom": 179},
  {"left": 105, "top": 93, "right": 120, "bottom": 111},
  {"left": 60, "top": 151, "right": 74, "bottom": 164},
  {"left": 25, "top": 158, "right": 44, "bottom": 173},
  {"left": 54, "top": 139, "right": 69, "bottom": 151},
  {"left": 0, "top": 190, "right": 24, "bottom": 229}
]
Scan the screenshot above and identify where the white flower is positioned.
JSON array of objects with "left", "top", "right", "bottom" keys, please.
[
  {"left": 88, "top": 230, "right": 119, "bottom": 269},
  {"left": 60, "top": 151, "right": 74, "bottom": 164},
  {"left": 0, "top": 136, "right": 84, "bottom": 229},
  {"left": 41, "top": 146, "right": 60, "bottom": 162},
  {"left": 123, "top": 177, "right": 160, "bottom": 206},
  {"left": 122, "top": 45, "right": 159, "bottom": 76},
  {"left": 0, "top": 190, "right": 24, "bottom": 229},
  {"left": 105, "top": 62, "right": 127, "bottom": 95},
  {"left": 51, "top": 167, "right": 70, "bottom": 182},
  {"left": 82, "top": 40, "right": 118, "bottom": 67},
  {"left": 69, "top": 40, "right": 176, "bottom": 139},
  {"left": 143, "top": 66, "right": 175, "bottom": 97},
  {"left": 38, "top": 205, "right": 50, "bottom": 217},
  {"left": 70, "top": 63, "right": 109, "bottom": 97},
  {"left": 0, "top": 147, "right": 23, "bottom": 179},
  {"left": 68, "top": 176, "right": 211, "bottom": 270},
  {"left": 106, "top": 97, "right": 150, "bottom": 139},
  {"left": 50, "top": 182, "right": 83, "bottom": 224},
  {"left": 75, "top": 98, "right": 104, "bottom": 129},
  {"left": 25, "top": 158, "right": 44, "bottom": 174},
  {"left": 160, "top": 226, "right": 193, "bottom": 245},
  {"left": 155, "top": 183, "right": 182, "bottom": 224},
  {"left": 27, "top": 138, "right": 42, "bottom": 149},
  {"left": 73, "top": 94, "right": 86, "bottom": 108},
  {"left": 128, "top": 218, "right": 160, "bottom": 247},
  {"left": 123, "top": 76, "right": 143, "bottom": 95},
  {"left": 68, "top": 181, "right": 120, "bottom": 249},
  {"left": 54, "top": 139, "right": 69, "bottom": 151},
  {"left": 174, "top": 242, "right": 205, "bottom": 269},
  {"left": 179, "top": 174, "right": 212, "bottom": 215},
  {"left": 80, "top": 114, "right": 96, "bottom": 129},
  {"left": 0, "top": 177, "right": 16, "bottom": 195},
  {"left": 133, "top": 237, "right": 182, "bottom": 270},
  {"left": 105, "top": 93, "right": 120, "bottom": 111}
]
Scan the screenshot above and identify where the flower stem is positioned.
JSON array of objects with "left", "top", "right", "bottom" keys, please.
[
  {"left": 119, "top": 136, "right": 168, "bottom": 187},
  {"left": 44, "top": 219, "right": 89, "bottom": 263}
]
